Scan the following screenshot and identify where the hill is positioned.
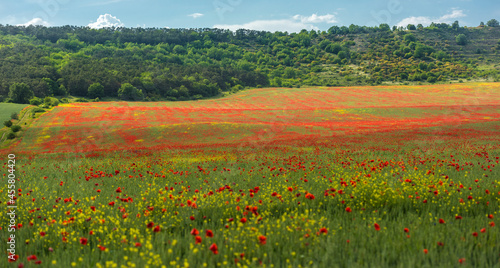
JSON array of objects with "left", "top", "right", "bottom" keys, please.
[
  {"left": 11, "top": 83, "right": 500, "bottom": 154},
  {"left": 0, "top": 23, "right": 499, "bottom": 102}
]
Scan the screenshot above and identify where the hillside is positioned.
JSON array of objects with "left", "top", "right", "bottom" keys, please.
[
  {"left": 0, "top": 23, "right": 499, "bottom": 102},
  {"left": 12, "top": 83, "right": 500, "bottom": 154}
]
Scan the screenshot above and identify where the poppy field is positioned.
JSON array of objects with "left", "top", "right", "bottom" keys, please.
[{"left": 1, "top": 83, "right": 500, "bottom": 267}]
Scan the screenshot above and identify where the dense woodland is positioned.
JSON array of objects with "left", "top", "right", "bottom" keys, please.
[{"left": 1, "top": 20, "right": 500, "bottom": 102}]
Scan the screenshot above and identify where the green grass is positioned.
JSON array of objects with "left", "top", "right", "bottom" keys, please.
[{"left": 0, "top": 103, "right": 28, "bottom": 122}]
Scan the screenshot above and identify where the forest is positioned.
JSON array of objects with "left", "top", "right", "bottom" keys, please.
[{"left": 1, "top": 20, "right": 499, "bottom": 102}]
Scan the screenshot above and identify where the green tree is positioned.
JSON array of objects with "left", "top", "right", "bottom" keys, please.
[
  {"left": 452, "top": 21, "right": 459, "bottom": 30},
  {"left": 88, "top": 83, "right": 105, "bottom": 98},
  {"left": 8, "top": 83, "right": 33, "bottom": 104},
  {"left": 487, "top": 19, "right": 499, "bottom": 27},
  {"left": 456, "top": 34, "right": 467, "bottom": 45},
  {"left": 407, "top": 24, "right": 416, "bottom": 31},
  {"left": 118, "top": 83, "right": 143, "bottom": 101}
]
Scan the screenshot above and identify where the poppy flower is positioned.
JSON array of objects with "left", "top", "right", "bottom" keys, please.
[
  {"left": 404, "top": 228, "right": 409, "bottom": 233},
  {"left": 147, "top": 222, "right": 154, "bottom": 228},
  {"left": 423, "top": 249, "right": 428, "bottom": 254},
  {"left": 439, "top": 218, "right": 445, "bottom": 224},
  {"left": 8, "top": 253, "right": 18, "bottom": 262},
  {"left": 90, "top": 206, "right": 96, "bottom": 212},
  {"left": 472, "top": 232, "right": 478, "bottom": 237},
  {"left": 153, "top": 225, "right": 161, "bottom": 233},
  {"left": 374, "top": 223, "right": 381, "bottom": 231},
  {"left": 190, "top": 216, "right": 195, "bottom": 221},
  {"left": 116, "top": 187, "right": 122, "bottom": 193},
  {"left": 40, "top": 232, "right": 46, "bottom": 237},
  {"left": 480, "top": 228, "right": 486, "bottom": 233},
  {"left": 240, "top": 218, "right": 247, "bottom": 223},
  {"left": 80, "top": 237, "right": 88, "bottom": 245},
  {"left": 98, "top": 245, "right": 107, "bottom": 251},
  {"left": 489, "top": 222, "right": 495, "bottom": 227},
  {"left": 191, "top": 228, "right": 199, "bottom": 235},
  {"left": 209, "top": 243, "right": 218, "bottom": 254},
  {"left": 437, "top": 242, "right": 444, "bottom": 246},
  {"left": 206, "top": 229, "right": 214, "bottom": 238},
  {"left": 319, "top": 227, "right": 328, "bottom": 234},
  {"left": 488, "top": 214, "right": 494, "bottom": 219},
  {"left": 455, "top": 215, "right": 462, "bottom": 220},
  {"left": 345, "top": 207, "right": 352, "bottom": 213},
  {"left": 108, "top": 201, "right": 114, "bottom": 206},
  {"left": 135, "top": 242, "right": 141, "bottom": 247},
  {"left": 258, "top": 235, "right": 267, "bottom": 245},
  {"left": 195, "top": 236, "right": 202, "bottom": 244}
]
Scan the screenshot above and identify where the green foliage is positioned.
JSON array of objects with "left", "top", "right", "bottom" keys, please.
[
  {"left": 30, "top": 97, "right": 43, "bottom": 106},
  {"left": 487, "top": 19, "right": 499, "bottom": 27},
  {"left": 75, "top": 98, "right": 89, "bottom": 102},
  {"left": 88, "top": 83, "right": 105, "bottom": 98},
  {"left": 456, "top": 34, "right": 467, "bottom": 46},
  {"left": 8, "top": 83, "right": 33, "bottom": 104},
  {"left": 4, "top": 120, "right": 13, "bottom": 128},
  {"left": 118, "top": 83, "right": 144, "bottom": 101},
  {"left": 11, "top": 125, "right": 21, "bottom": 132},
  {"left": 6, "top": 132, "right": 16, "bottom": 139},
  {"left": 11, "top": 112, "right": 19, "bottom": 120}
]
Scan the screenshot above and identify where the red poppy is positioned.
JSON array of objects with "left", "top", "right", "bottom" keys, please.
[
  {"left": 40, "top": 231, "right": 46, "bottom": 237},
  {"left": 437, "top": 242, "right": 444, "bottom": 246},
  {"left": 108, "top": 201, "right": 114, "bottom": 206},
  {"left": 195, "top": 236, "right": 202, "bottom": 244},
  {"left": 240, "top": 218, "right": 247, "bottom": 223},
  {"left": 439, "top": 218, "right": 445, "bottom": 224},
  {"left": 480, "top": 228, "right": 486, "bottom": 233},
  {"left": 191, "top": 228, "right": 199, "bottom": 235},
  {"left": 90, "top": 206, "right": 96, "bottom": 212},
  {"left": 209, "top": 243, "right": 218, "bottom": 254},
  {"left": 116, "top": 187, "right": 122, "bottom": 193},
  {"left": 345, "top": 207, "right": 352, "bottom": 213},
  {"left": 258, "top": 235, "right": 267, "bottom": 245},
  {"left": 190, "top": 216, "right": 195, "bottom": 221},
  {"left": 8, "top": 253, "right": 19, "bottom": 262},
  {"left": 423, "top": 249, "right": 428, "bottom": 254},
  {"left": 374, "top": 223, "right": 381, "bottom": 231},
  {"left": 488, "top": 214, "right": 494, "bottom": 219},
  {"left": 319, "top": 227, "right": 328, "bottom": 234},
  {"left": 135, "top": 242, "right": 141, "bottom": 247},
  {"left": 404, "top": 228, "right": 409, "bottom": 233},
  {"left": 472, "top": 232, "right": 478, "bottom": 237},
  {"left": 288, "top": 187, "right": 293, "bottom": 192},
  {"left": 455, "top": 215, "right": 462, "bottom": 220},
  {"left": 147, "top": 222, "right": 154, "bottom": 228},
  {"left": 80, "top": 237, "right": 88, "bottom": 245},
  {"left": 153, "top": 225, "right": 161, "bottom": 233},
  {"left": 490, "top": 222, "right": 495, "bottom": 227},
  {"left": 206, "top": 229, "right": 214, "bottom": 238},
  {"left": 98, "top": 245, "right": 107, "bottom": 251}
]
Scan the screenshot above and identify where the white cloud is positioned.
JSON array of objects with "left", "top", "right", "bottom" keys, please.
[
  {"left": 213, "top": 13, "right": 337, "bottom": 33},
  {"left": 188, "top": 13, "right": 204, "bottom": 19},
  {"left": 18, "top": 17, "right": 50, "bottom": 27},
  {"left": 293, "top": 13, "right": 337, "bottom": 24},
  {"left": 396, "top": 9, "right": 466, "bottom": 27},
  {"left": 88, "top": 14, "right": 124, "bottom": 29}
]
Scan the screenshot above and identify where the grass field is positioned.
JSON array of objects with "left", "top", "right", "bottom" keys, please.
[
  {"left": 1, "top": 83, "right": 499, "bottom": 267},
  {"left": 0, "top": 103, "right": 28, "bottom": 122}
]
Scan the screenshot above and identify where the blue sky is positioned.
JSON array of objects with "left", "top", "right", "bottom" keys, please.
[{"left": 1, "top": 0, "right": 499, "bottom": 32}]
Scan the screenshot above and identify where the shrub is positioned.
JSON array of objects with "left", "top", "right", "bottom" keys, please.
[
  {"left": 75, "top": 98, "right": 89, "bottom": 102},
  {"left": 4, "top": 120, "right": 13, "bottom": 128},
  {"left": 30, "top": 97, "right": 42, "bottom": 106},
  {"left": 11, "top": 113, "right": 19, "bottom": 120},
  {"left": 11, "top": 125, "right": 21, "bottom": 132},
  {"left": 6, "top": 132, "right": 16, "bottom": 140}
]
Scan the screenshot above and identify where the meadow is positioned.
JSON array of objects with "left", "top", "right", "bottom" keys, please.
[{"left": 1, "top": 83, "right": 500, "bottom": 267}]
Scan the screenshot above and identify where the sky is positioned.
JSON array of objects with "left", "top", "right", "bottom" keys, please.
[{"left": 0, "top": 0, "right": 499, "bottom": 32}]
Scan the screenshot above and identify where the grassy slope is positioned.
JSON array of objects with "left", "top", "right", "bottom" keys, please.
[{"left": 9, "top": 82, "right": 500, "bottom": 154}]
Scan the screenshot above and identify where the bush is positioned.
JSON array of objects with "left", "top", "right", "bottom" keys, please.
[
  {"left": 60, "top": 98, "right": 69, "bottom": 103},
  {"left": 75, "top": 98, "right": 89, "bottom": 102},
  {"left": 11, "top": 125, "right": 21, "bottom": 132},
  {"left": 6, "top": 132, "right": 16, "bottom": 140},
  {"left": 29, "top": 97, "right": 42, "bottom": 106},
  {"left": 93, "top": 97, "right": 100, "bottom": 102},
  {"left": 11, "top": 113, "right": 19, "bottom": 120},
  {"left": 4, "top": 120, "right": 13, "bottom": 128}
]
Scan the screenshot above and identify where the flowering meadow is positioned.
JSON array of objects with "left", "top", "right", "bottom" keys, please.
[{"left": 1, "top": 83, "right": 500, "bottom": 267}]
